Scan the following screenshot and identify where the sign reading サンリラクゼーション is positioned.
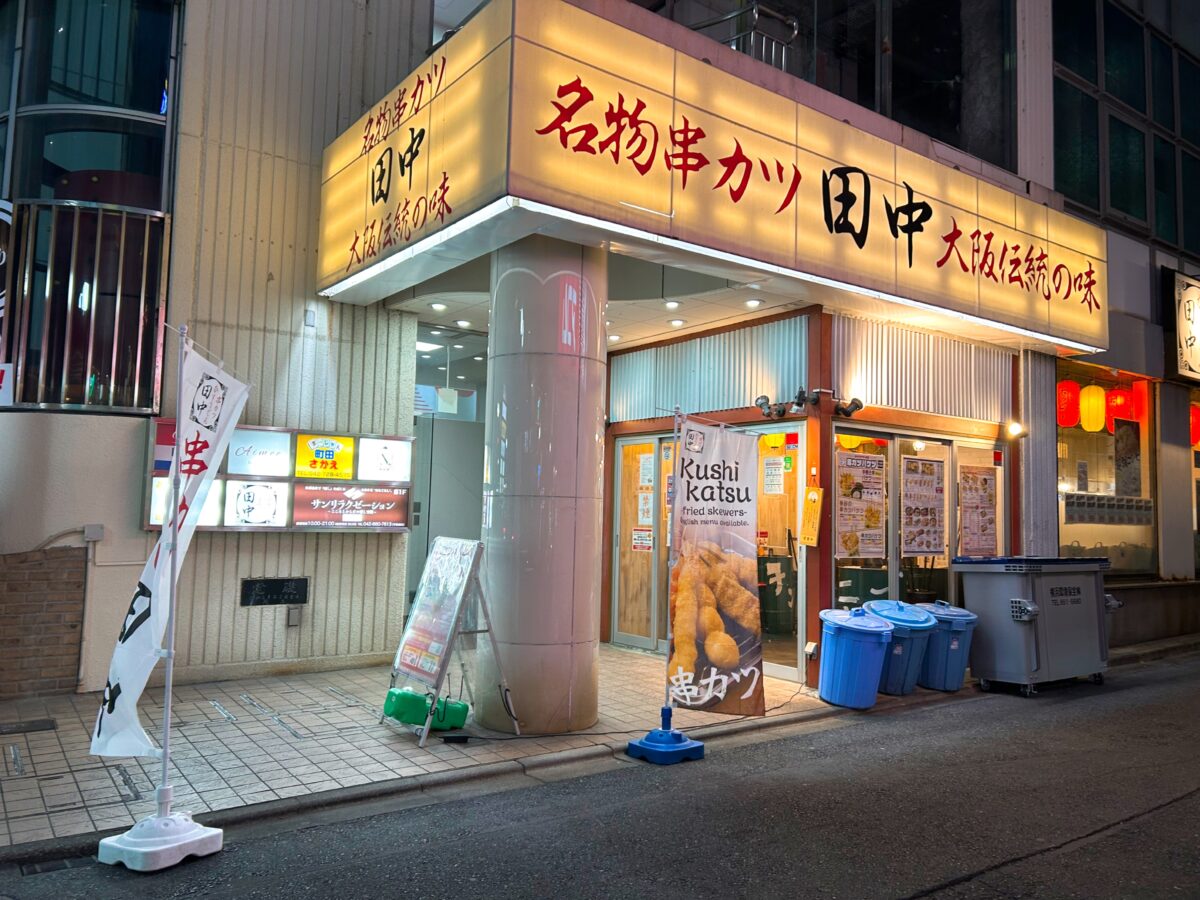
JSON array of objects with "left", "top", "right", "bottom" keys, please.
[{"left": 318, "top": 0, "right": 1107, "bottom": 352}]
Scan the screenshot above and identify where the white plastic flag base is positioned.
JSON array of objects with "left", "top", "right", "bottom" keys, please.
[{"left": 97, "top": 812, "right": 223, "bottom": 872}]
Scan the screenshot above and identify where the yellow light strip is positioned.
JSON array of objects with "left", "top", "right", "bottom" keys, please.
[{"left": 319, "top": 195, "right": 1105, "bottom": 354}]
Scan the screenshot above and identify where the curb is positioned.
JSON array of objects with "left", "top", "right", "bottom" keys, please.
[
  {"left": 1109, "top": 639, "right": 1200, "bottom": 667},
  {"left": 7, "top": 646, "right": 1191, "bottom": 869},
  {"left": 0, "top": 701, "right": 848, "bottom": 867}
]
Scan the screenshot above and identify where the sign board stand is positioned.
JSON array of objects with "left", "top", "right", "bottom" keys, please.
[{"left": 382, "top": 538, "right": 519, "bottom": 748}]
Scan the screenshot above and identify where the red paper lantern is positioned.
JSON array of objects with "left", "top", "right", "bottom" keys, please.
[
  {"left": 1105, "top": 387, "right": 1132, "bottom": 433},
  {"left": 1056, "top": 380, "right": 1081, "bottom": 428},
  {"left": 1131, "top": 379, "right": 1150, "bottom": 422},
  {"left": 1191, "top": 405, "right": 1200, "bottom": 448}
]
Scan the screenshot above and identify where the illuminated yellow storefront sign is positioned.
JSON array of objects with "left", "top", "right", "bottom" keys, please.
[{"left": 318, "top": 0, "right": 1108, "bottom": 352}]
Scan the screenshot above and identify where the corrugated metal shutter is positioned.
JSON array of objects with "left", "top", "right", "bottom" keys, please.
[
  {"left": 608, "top": 316, "right": 807, "bottom": 421},
  {"left": 830, "top": 315, "right": 1014, "bottom": 422}
]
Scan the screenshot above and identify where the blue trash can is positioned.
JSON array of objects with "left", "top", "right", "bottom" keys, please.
[
  {"left": 817, "top": 607, "right": 893, "bottom": 709},
  {"left": 863, "top": 600, "right": 937, "bottom": 695},
  {"left": 916, "top": 600, "right": 979, "bottom": 691}
]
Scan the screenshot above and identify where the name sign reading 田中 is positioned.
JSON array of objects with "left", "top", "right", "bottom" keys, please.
[
  {"left": 318, "top": 0, "right": 1108, "bottom": 353},
  {"left": 144, "top": 422, "right": 413, "bottom": 533}
]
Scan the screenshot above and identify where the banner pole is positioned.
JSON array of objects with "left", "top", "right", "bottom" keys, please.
[
  {"left": 663, "top": 404, "right": 682, "bottom": 709},
  {"left": 157, "top": 322, "right": 187, "bottom": 819},
  {"left": 626, "top": 405, "right": 703, "bottom": 764}
]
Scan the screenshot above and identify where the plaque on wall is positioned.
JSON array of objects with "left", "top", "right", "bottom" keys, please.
[{"left": 240, "top": 577, "right": 310, "bottom": 607}]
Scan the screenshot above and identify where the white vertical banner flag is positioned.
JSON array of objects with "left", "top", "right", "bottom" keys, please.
[{"left": 91, "top": 343, "right": 248, "bottom": 757}]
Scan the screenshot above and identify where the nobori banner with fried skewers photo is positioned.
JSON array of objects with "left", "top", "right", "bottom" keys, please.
[{"left": 668, "top": 420, "right": 765, "bottom": 716}]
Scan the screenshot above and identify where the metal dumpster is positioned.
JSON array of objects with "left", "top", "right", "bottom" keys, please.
[{"left": 952, "top": 556, "right": 1118, "bottom": 697}]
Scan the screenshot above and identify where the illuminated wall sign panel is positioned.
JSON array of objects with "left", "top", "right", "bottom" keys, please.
[
  {"left": 317, "top": 0, "right": 1108, "bottom": 352},
  {"left": 227, "top": 428, "right": 292, "bottom": 477},
  {"left": 1165, "top": 270, "right": 1200, "bottom": 383},
  {"left": 144, "top": 421, "right": 412, "bottom": 533}
]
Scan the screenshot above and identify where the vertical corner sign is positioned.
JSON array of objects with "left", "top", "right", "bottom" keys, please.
[
  {"left": 91, "top": 341, "right": 249, "bottom": 758},
  {"left": 667, "top": 420, "right": 764, "bottom": 716}
]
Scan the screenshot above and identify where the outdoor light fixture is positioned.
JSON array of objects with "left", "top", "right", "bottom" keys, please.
[
  {"left": 665, "top": 300, "right": 680, "bottom": 310},
  {"left": 608, "top": 334, "right": 621, "bottom": 342},
  {"left": 669, "top": 318, "right": 686, "bottom": 327},
  {"left": 745, "top": 298, "right": 763, "bottom": 308},
  {"left": 430, "top": 302, "right": 447, "bottom": 311},
  {"left": 454, "top": 319, "right": 471, "bottom": 328},
  {"left": 754, "top": 395, "right": 772, "bottom": 417},
  {"left": 1005, "top": 420, "right": 1028, "bottom": 439},
  {"left": 834, "top": 397, "right": 864, "bottom": 417}
]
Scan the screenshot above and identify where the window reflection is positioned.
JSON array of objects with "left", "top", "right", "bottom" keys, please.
[
  {"left": 20, "top": 0, "right": 172, "bottom": 114},
  {"left": 13, "top": 114, "right": 164, "bottom": 208}
]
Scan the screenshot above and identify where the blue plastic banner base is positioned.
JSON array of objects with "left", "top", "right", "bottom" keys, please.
[{"left": 625, "top": 706, "right": 704, "bottom": 765}]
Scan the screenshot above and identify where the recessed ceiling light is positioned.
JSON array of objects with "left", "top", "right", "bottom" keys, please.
[
  {"left": 605, "top": 320, "right": 612, "bottom": 326},
  {"left": 452, "top": 344, "right": 463, "bottom": 349},
  {"left": 664, "top": 300, "right": 680, "bottom": 310},
  {"left": 455, "top": 320, "right": 470, "bottom": 328},
  {"left": 748, "top": 283, "right": 761, "bottom": 290},
  {"left": 669, "top": 319, "right": 686, "bottom": 327},
  {"left": 437, "top": 366, "right": 446, "bottom": 371},
  {"left": 415, "top": 340, "right": 442, "bottom": 352},
  {"left": 429, "top": 329, "right": 442, "bottom": 335},
  {"left": 430, "top": 302, "right": 447, "bottom": 312},
  {"left": 420, "top": 354, "right": 431, "bottom": 359},
  {"left": 608, "top": 334, "right": 620, "bottom": 342},
  {"left": 456, "top": 375, "right": 465, "bottom": 380},
  {"left": 745, "top": 299, "right": 763, "bottom": 309},
  {"left": 473, "top": 355, "right": 484, "bottom": 361}
]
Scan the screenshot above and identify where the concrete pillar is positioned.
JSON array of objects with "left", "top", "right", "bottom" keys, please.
[{"left": 475, "top": 236, "right": 606, "bottom": 733}]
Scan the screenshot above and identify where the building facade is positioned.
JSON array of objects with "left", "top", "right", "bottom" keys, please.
[{"left": 0, "top": 0, "right": 1195, "bottom": 731}]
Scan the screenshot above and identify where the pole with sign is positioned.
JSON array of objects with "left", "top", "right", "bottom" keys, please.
[
  {"left": 627, "top": 407, "right": 705, "bottom": 765},
  {"left": 94, "top": 324, "right": 249, "bottom": 871}
]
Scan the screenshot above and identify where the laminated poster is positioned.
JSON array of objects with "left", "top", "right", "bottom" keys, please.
[
  {"left": 632, "top": 526, "right": 653, "bottom": 551},
  {"left": 393, "top": 538, "right": 479, "bottom": 688},
  {"left": 638, "top": 452, "right": 655, "bottom": 487},
  {"left": 637, "top": 491, "right": 653, "bottom": 525},
  {"left": 901, "top": 456, "right": 945, "bottom": 557},
  {"left": 667, "top": 420, "right": 764, "bottom": 716},
  {"left": 763, "top": 456, "right": 785, "bottom": 495},
  {"left": 960, "top": 465, "right": 998, "bottom": 556},
  {"left": 834, "top": 450, "right": 886, "bottom": 559}
]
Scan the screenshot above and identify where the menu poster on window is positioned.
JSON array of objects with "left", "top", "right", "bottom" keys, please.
[
  {"left": 637, "top": 491, "right": 653, "bottom": 526},
  {"left": 960, "top": 465, "right": 998, "bottom": 557},
  {"left": 901, "top": 456, "right": 945, "bottom": 557},
  {"left": 835, "top": 451, "right": 886, "bottom": 559},
  {"left": 763, "top": 456, "right": 785, "bottom": 494},
  {"left": 638, "top": 452, "right": 655, "bottom": 487},
  {"left": 1114, "top": 419, "right": 1142, "bottom": 497}
]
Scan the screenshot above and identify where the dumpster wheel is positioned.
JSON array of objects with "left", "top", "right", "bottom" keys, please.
[
  {"left": 1090, "top": 672, "right": 1105, "bottom": 685},
  {"left": 1019, "top": 683, "right": 1036, "bottom": 698},
  {"left": 977, "top": 678, "right": 992, "bottom": 693}
]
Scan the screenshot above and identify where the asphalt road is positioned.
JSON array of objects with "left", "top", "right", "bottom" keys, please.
[{"left": 3, "top": 654, "right": 1199, "bottom": 900}]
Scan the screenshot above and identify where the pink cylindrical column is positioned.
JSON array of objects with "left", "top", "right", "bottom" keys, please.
[{"left": 475, "top": 236, "right": 606, "bottom": 733}]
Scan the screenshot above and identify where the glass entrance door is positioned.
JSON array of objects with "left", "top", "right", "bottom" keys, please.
[
  {"left": 612, "top": 436, "right": 674, "bottom": 650},
  {"left": 611, "top": 425, "right": 807, "bottom": 680},
  {"left": 833, "top": 428, "right": 1006, "bottom": 607}
]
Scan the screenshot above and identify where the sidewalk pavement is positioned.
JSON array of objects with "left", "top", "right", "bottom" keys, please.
[
  {"left": 0, "top": 645, "right": 824, "bottom": 852},
  {"left": 1, "top": 638, "right": 1188, "bottom": 857}
]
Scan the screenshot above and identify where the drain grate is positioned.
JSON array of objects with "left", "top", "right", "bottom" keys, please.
[
  {"left": 0, "top": 718, "right": 56, "bottom": 736},
  {"left": 20, "top": 857, "right": 97, "bottom": 877}
]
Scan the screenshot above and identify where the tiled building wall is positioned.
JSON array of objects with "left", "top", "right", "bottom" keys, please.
[
  {"left": 0, "top": 548, "right": 86, "bottom": 699},
  {"left": 0, "top": 0, "right": 432, "bottom": 693}
]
